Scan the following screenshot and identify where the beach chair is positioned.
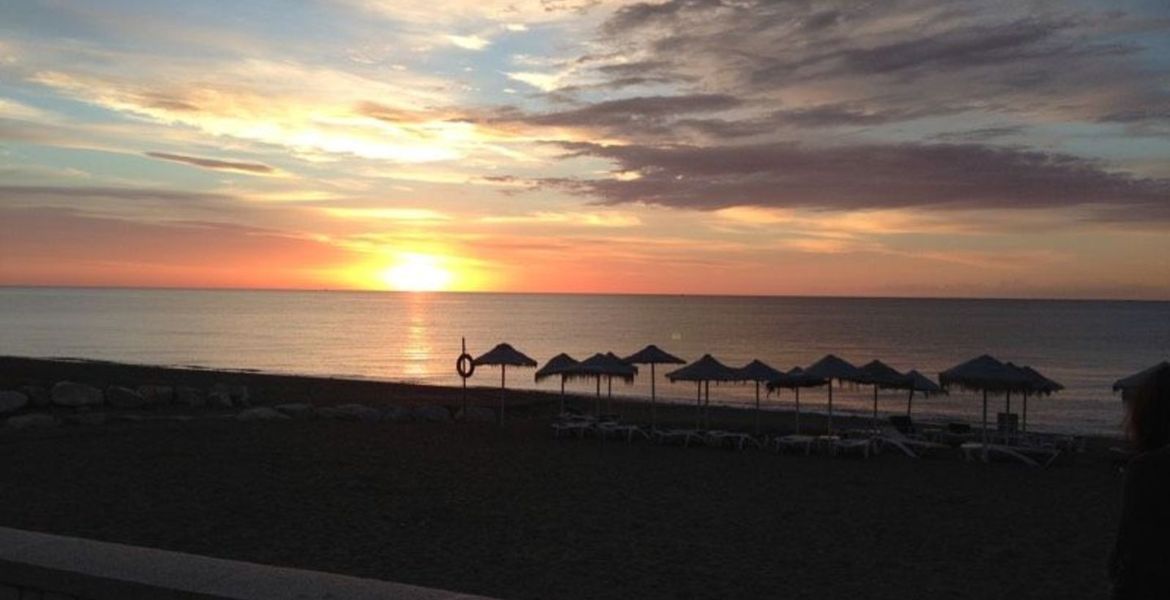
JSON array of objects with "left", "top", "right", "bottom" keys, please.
[
  {"left": 772, "top": 434, "right": 816, "bottom": 455},
  {"left": 704, "top": 430, "right": 762, "bottom": 450},
  {"left": 960, "top": 442, "right": 1061, "bottom": 468},
  {"left": 652, "top": 428, "right": 705, "bottom": 447},
  {"left": 873, "top": 427, "right": 949, "bottom": 458},
  {"left": 552, "top": 413, "right": 595, "bottom": 439},
  {"left": 596, "top": 421, "right": 649, "bottom": 443},
  {"left": 832, "top": 437, "right": 872, "bottom": 459}
]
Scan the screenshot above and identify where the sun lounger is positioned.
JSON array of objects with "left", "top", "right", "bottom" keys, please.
[
  {"left": 960, "top": 442, "right": 1061, "bottom": 468},
  {"left": 704, "top": 430, "right": 761, "bottom": 450},
  {"left": 832, "top": 437, "right": 872, "bottom": 459},
  {"left": 652, "top": 428, "right": 705, "bottom": 446},
  {"left": 874, "top": 428, "right": 949, "bottom": 458},
  {"left": 772, "top": 434, "right": 816, "bottom": 455},
  {"left": 596, "top": 422, "right": 649, "bottom": 442}
]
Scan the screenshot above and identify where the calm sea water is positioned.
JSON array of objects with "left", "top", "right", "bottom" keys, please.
[{"left": 1, "top": 287, "right": 1167, "bottom": 435}]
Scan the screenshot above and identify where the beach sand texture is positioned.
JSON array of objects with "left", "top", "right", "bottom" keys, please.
[{"left": 0, "top": 357, "right": 1124, "bottom": 599}]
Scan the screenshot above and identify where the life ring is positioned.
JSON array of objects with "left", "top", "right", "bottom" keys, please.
[{"left": 456, "top": 353, "right": 475, "bottom": 379}]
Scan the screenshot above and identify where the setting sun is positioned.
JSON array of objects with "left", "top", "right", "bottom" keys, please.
[{"left": 378, "top": 254, "right": 453, "bottom": 292}]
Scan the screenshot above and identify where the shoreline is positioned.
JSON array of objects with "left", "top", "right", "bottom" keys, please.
[{"left": 1, "top": 355, "right": 1124, "bottom": 448}]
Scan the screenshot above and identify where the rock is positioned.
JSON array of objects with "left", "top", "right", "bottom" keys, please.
[
  {"left": 381, "top": 405, "right": 413, "bottom": 423},
  {"left": 64, "top": 413, "right": 107, "bottom": 426},
  {"left": 174, "top": 386, "right": 206, "bottom": 408},
  {"left": 20, "top": 385, "right": 50, "bottom": 407},
  {"left": 236, "top": 407, "right": 290, "bottom": 422},
  {"left": 209, "top": 383, "right": 249, "bottom": 408},
  {"left": 455, "top": 406, "right": 496, "bottom": 423},
  {"left": 137, "top": 385, "right": 173, "bottom": 406},
  {"left": 6, "top": 413, "right": 58, "bottom": 430},
  {"left": 318, "top": 403, "right": 381, "bottom": 423},
  {"left": 106, "top": 386, "right": 147, "bottom": 409},
  {"left": 0, "top": 391, "right": 28, "bottom": 415},
  {"left": 274, "top": 403, "right": 314, "bottom": 419},
  {"left": 412, "top": 404, "right": 451, "bottom": 423},
  {"left": 51, "top": 382, "right": 104, "bottom": 407}
]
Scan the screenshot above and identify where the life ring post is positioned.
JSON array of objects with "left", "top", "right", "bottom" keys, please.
[{"left": 457, "top": 337, "right": 475, "bottom": 412}]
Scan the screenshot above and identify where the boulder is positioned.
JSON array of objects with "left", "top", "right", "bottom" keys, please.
[
  {"left": 106, "top": 386, "right": 147, "bottom": 409},
  {"left": 51, "top": 382, "right": 104, "bottom": 407},
  {"left": 0, "top": 391, "right": 28, "bottom": 415},
  {"left": 318, "top": 403, "right": 381, "bottom": 423},
  {"left": 6, "top": 413, "right": 58, "bottom": 430},
  {"left": 236, "top": 407, "right": 290, "bottom": 422},
  {"left": 137, "top": 385, "right": 174, "bottom": 406},
  {"left": 274, "top": 403, "right": 315, "bottom": 419},
  {"left": 455, "top": 406, "right": 496, "bottom": 423},
  {"left": 174, "top": 386, "right": 206, "bottom": 408},
  {"left": 20, "top": 385, "right": 50, "bottom": 407},
  {"left": 64, "top": 412, "right": 108, "bottom": 426},
  {"left": 381, "top": 405, "right": 413, "bottom": 423},
  {"left": 412, "top": 404, "right": 451, "bottom": 423},
  {"left": 209, "top": 383, "right": 249, "bottom": 408}
]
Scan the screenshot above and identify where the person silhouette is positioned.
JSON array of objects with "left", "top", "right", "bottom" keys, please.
[{"left": 1110, "top": 366, "right": 1170, "bottom": 598}]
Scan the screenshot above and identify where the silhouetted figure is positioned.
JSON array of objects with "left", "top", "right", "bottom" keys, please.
[{"left": 1110, "top": 367, "right": 1170, "bottom": 599}]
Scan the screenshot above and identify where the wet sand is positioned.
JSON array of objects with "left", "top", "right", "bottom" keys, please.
[{"left": 0, "top": 356, "right": 1126, "bottom": 599}]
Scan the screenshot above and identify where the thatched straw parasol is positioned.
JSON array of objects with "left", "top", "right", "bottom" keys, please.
[
  {"left": 735, "top": 359, "right": 785, "bottom": 434},
  {"left": 623, "top": 345, "right": 685, "bottom": 429},
  {"left": 856, "top": 359, "right": 907, "bottom": 432},
  {"left": 1113, "top": 361, "right": 1169, "bottom": 403},
  {"left": 473, "top": 343, "right": 537, "bottom": 424},
  {"left": 1013, "top": 364, "right": 1063, "bottom": 433},
  {"left": 535, "top": 353, "right": 579, "bottom": 414},
  {"left": 804, "top": 354, "right": 862, "bottom": 434},
  {"left": 902, "top": 369, "right": 943, "bottom": 418},
  {"left": 939, "top": 354, "right": 1031, "bottom": 452},
  {"left": 573, "top": 352, "right": 638, "bottom": 415},
  {"left": 766, "top": 367, "right": 827, "bottom": 434},
  {"left": 666, "top": 354, "right": 739, "bottom": 429}
]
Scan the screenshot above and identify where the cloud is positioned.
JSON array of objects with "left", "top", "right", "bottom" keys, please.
[
  {"left": 543, "top": 140, "right": 1170, "bottom": 216},
  {"left": 144, "top": 152, "right": 277, "bottom": 175},
  {"left": 447, "top": 34, "right": 491, "bottom": 50}
]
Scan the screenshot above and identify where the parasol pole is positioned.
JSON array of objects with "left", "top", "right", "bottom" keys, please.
[
  {"left": 695, "top": 381, "right": 702, "bottom": 429},
  {"left": 795, "top": 387, "right": 801, "bottom": 434},
  {"left": 981, "top": 389, "right": 989, "bottom": 461},
  {"left": 650, "top": 363, "right": 657, "bottom": 429},
  {"left": 906, "top": 388, "right": 914, "bottom": 417},
  {"left": 754, "top": 380, "right": 761, "bottom": 435},
  {"left": 872, "top": 385, "right": 879, "bottom": 433},
  {"left": 499, "top": 364, "right": 506, "bottom": 425},
  {"left": 827, "top": 383, "right": 834, "bottom": 435}
]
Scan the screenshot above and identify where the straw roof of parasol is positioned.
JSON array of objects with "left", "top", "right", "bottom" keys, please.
[
  {"left": 473, "top": 343, "right": 537, "bottom": 367},
  {"left": 735, "top": 359, "right": 786, "bottom": 382},
  {"left": 1007, "top": 363, "right": 1063, "bottom": 396},
  {"left": 805, "top": 354, "right": 861, "bottom": 382},
  {"left": 571, "top": 352, "right": 638, "bottom": 383},
  {"left": 904, "top": 370, "right": 943, "bottom": 395},
  {"left": 1112, "top": 361, "right": 1169, "bottom": 392},
  {"left": 623, "top": 345, "right": 685, "bottom": 366},
  {"left": 939, "top": 354, "right": 1031, "bottom": 393},
  {"left": 856, "top": 359, "right": 908, "bottom": 388},
  {"left": 665, "top": 354, "right": 739, "bottom": 382},
  {"left": 766, "top": 367, "right": 828, "bottom": 391},
  {"left": 535, "top": 353, "right": 579, "bottom": 383}
]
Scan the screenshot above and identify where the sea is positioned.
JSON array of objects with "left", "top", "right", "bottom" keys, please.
[{"left": 1, "top": 287, "right": 1167, "bottom": 436}]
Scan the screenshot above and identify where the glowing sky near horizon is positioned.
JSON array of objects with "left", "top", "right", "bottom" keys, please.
[{"left": 1, "top": 0, "right": 1169, "bottom": 298}]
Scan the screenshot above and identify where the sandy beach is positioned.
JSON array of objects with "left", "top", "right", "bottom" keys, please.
[{"left": 0, "top": 356, "right": 1126, "bottom": 599}]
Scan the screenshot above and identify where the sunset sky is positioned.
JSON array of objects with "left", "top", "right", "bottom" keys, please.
[{"left": 1, "top": 0, "right": 1169, "bottom": 298}]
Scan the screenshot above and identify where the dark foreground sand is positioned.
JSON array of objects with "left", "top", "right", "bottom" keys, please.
[{"left": 0, "top": 357, "right": 1126, "bottom": 599}]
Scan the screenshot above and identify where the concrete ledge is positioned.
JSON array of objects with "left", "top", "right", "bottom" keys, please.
[{"left": 0, "top": 526, "right": 495, "bottom": 600}]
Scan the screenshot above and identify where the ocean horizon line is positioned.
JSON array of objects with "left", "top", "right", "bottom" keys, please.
[{"left": 2, "top": 284, "right": 1168, "bottom": 304}]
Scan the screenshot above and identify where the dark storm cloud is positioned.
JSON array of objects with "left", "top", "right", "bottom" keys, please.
[
  {"left": 521, "top": 94, "right": 741, "bottom": 128},
  {"left": 545, "top": 141, "right": 1170, "bottom": 216},
  {"left": 144, "top": 152, "right": 275, "bottom": 174}
]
